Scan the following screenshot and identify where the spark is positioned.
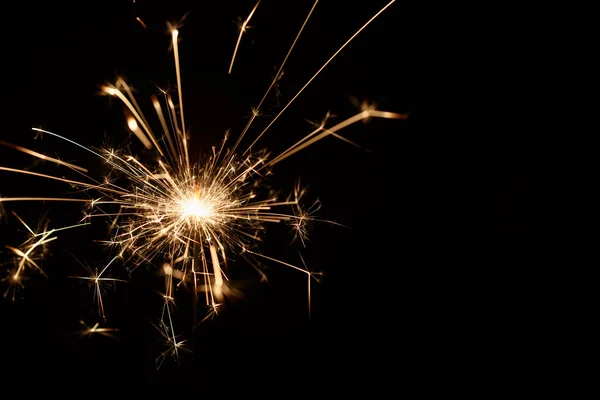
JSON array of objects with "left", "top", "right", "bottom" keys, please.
[
  {"left": 231, "top": 0, "right": 319, "bottom": 153},
  {"left": 0, "top": 140, "right": 88, "bottom": 173},
  {"left": 153, "top": 318, "right": 191, "bottom": 369},
  {"left": 136, "top": 17, "right": 147, "bottom": 29},
  {"left": 0, "top": 0, "right": 404, "bottom": 366},
  {"left": 229, "top": 0, "right": 262, "bottom": 75},
  {"left": 1, "top": 212, "right": 87, "bottom": 300},
  {"left": 290, "top": 198, "right": 322, "bottom": 248},
  {"left": 244, "top": 0, "right": 399, "bottom": 153},
  {"left": 78, "top": 320, "right": 119, "bottom": 339},
  {"left": 286, "top": 181, "right": 343, "bottom": 248},
  {"left": 298, "top": 252, "right": 322, "bottom": 320},
  {"left": 68, "top": 255, "right": 127, "bottom": 321}
]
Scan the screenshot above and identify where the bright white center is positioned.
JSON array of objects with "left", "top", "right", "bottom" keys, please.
[{"left": 180, "top": 197, "right": 212, "bottom": 219}]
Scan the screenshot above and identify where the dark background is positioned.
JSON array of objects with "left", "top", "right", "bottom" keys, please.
[
  {"left": 1, "top": 0, "right": 432, "bottom": 393},
  {"left": 483, "top": 1, "right": 571, "bottom": 386}
]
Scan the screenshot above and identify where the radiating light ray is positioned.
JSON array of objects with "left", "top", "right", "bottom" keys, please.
[
  {"left": 243, "top": 247, "right": 321, "bottom": 319},
  {"left": 231, "top": 0, "right": 319, "bottom": 154},
  {"left": 151, "top": 94, "right": 178, "bottom": 158},
  {"left": 0, "top": 140, "right": 88, "bottom": 172},
  {"left": 68, "top": 254, "right": 126, "bottom": 321},
  {"left": 1, "top": 213, "right": 87, "bottom": 300},
  {"left": 228, "top": 0, "right": 261, "bottom": 75},
  {"left": 0, "top": 197, "right": 93, "bottom": 203},
  {"left": 101, "top": 84, "right": 160, "bottom": 153},
  {"left": 31, "top": 128, "right": 109, "bottom": 161},
  {"left": 152, "top": 318, "right": 190, "bottom": 369},
  {"left": 169, "top": 27, "right": 189, "bottom": 170},
  {"left": 266, "top": 109, "right": 409, "bottom": 167},
  {"left": 0, "top": 167, "right": 123, "bottom": 196},
  {"left": 297, "top": 251, "right": 322, "bottom": 320},
  {"left": 78, "top": 320, "right": 119, "bottom": 339},
  {"left": 244, "top": 0, "right": 398, "bottom": 154},
  {"left": 136, "top": 17, "right": 147, "bottom": 29}
]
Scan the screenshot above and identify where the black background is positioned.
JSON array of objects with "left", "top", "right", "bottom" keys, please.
[
  {"left": 1, "top": 0, "right": 433, "bottom": 393},
  {"left": 482, "top": 1, "right": 571, "bottom": 386}
]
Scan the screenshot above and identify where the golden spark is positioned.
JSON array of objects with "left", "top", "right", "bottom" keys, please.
[
  {"left": 2, "top": 212, "right": 87, "bottom": 301},
  {"left": 78, "top": 320, "right": 119, "bottom": 339}
]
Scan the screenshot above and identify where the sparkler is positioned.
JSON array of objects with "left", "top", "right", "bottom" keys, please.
[{"left": 1, "top": 0, "right": 406, "bottom": 367}]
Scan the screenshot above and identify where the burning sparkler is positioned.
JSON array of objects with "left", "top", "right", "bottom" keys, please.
[{"left": 1, "top": 0, "right": 406, "bottom": 367}]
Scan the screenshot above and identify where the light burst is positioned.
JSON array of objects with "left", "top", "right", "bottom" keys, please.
[{"left": 0, "top": 0, "right": 405, "bottom": 367}]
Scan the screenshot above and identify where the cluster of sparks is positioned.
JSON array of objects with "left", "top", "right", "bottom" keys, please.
[{"left": 0, "top": 0, "right": 405, "bottom": 367}]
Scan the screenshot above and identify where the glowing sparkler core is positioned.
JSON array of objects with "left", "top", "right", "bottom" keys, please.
[{"left": 179, "top": 195, "right": 213, "bottom": 220}]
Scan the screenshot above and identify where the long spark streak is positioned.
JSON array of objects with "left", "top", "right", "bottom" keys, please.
[
  {"left": 136, "top": 17, "right": 147, "bottom": 29},
  {"left": 0, "top": 140, "right": 88, "bottom": 173},
  {"left": 228, "top": 0, "right": 262, "bottom": 75},
  {"left": 231, "top": 0, "right": 320, "bottom": 154},
  {"left": 0, "top": 167, "right": 123, "bottom": 195},
  {"left": 244, "top": 0, "right": 397, "bottom": 154},
  {"left": 0, "top": 197, "right": 92, "bottom": 203},
  {"left": 267, "top": 110, "right": 408, "bottom": 167},
  {"left": 170, "top": 29, "right": 189, "bottom": 171}
]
